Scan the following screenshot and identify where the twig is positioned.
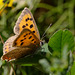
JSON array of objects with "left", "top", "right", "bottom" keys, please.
[
  {"left": 0, "top": 35, "right": 4, "bottom": 44},
  {"left": 10, "top": 62, "right": 16, "bottom": 75},
  {"left": 9, "top": 66, "right": 13, "bottom": 75}
]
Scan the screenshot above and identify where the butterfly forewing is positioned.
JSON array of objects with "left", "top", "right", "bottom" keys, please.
[{"left": 14, "top": 7, "right": 40, "bottom": 40}]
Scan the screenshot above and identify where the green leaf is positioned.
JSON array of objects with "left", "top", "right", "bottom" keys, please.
[
  {"left": 61, "top": 30, "right": 74, "bottom": 51},
  {"left": 39, "top": 59, "right": 51, "bottom": 73},
  {"left": 66, "top": 62, "right": 75, "bottom": 75},
  {"left": 48, "top": 29, "right": 74, "bottom": 53},
  {"left": 21, "top": 64, "right": 32, "bottom": 66},
  {"left": 71, "top": 62, "right": 75, "bottom": 75},
  {"left": 41, "top": 43, "right": 51, "bottom": 54},
  {"left": 48, "top": 30, "right": 63, "bottom": 52}
]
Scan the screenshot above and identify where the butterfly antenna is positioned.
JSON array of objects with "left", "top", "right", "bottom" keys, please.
[
  {"left": 0, "top": 35, "right": 4, "bottom": 44},
  {"left": 41, "top": 23, "right": 52, "bottom": 40}
]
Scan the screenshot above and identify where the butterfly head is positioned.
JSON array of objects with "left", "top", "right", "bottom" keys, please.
[{"left": 40, "top": 40, "right": 45, "bottom": 46}]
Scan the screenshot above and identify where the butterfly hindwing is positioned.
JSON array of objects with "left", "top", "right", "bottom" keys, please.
[
  {"left": 2, "top": 33, "right": 39, "bottom": 61},
  {"left": 13, "top": 29, "right": 40, "bottom": 48},
  {"left": 3, "top": 35, "right": 17, "bottom": 55},
  {"left": 2, "top": 47, "right": 36, "bottom": 61},
  {"left": 14, "top": 7, "right": 40, "bottom": 40}
]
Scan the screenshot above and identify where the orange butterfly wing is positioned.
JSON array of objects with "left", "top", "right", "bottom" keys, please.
[
  {"left": 14, "top": 7, "right": 40, "bottom": 40},
  {"left": 13, "top": 29, "right": 40, "bottom": 48}
]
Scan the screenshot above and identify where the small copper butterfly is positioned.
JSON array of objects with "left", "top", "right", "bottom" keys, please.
[{"left": 1, "top": 7, "right": 41, "bottom": 61}]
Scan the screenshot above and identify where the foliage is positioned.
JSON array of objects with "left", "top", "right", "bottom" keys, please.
[{"left": 0, "top": 0, "right": 74, "bottom": 75}]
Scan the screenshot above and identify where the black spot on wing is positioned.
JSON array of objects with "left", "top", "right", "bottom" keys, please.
[
  {"left": 34, "top": 41, "right": 36, "bottom": 43},
  {"left": 33, "top": 31, "right": 35, "bottom": 33},
  {"left": 20, "top": 42, "right": 24, "bottom": 45},
  {"left": 30, "top": 24, "right": 33, "bottom": 28},
  {"left": 24, "top": 34, "right": 28, "bottom": 37},
  {"left": 29, "top": 33, "right": 30, "bottom": 35},
  {"left": 31, "top": 39, "right": 34, "bottom": 41},
  {"left": 24, "top": 38, "right": 26, "bottom": 39},
  {"left": 21, "top": 39, "right": 23, "bottom": 42},
  {"left": 26, "top": 18, "right": 29, "bottom": 21},
  {"left": 5, "top": 51, "right": 7, "bottom": 53},
  {"left": 5, "top": 48, "right": 7, "bottom": 50},
  {"left": 30, "top": 18, "right": 33, "bottom": 21},
  {"left": 26, "top": 24, "right": 28, "bottom": 26},
  {"left": 22, "top": 25, "right": 26, "bottom": 28},
  {"left": 29, "top": 36, "right": 32, "bottom": 39}
]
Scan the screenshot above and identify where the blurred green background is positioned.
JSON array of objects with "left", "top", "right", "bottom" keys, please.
[{"left": 0, "top": 0, "right": 74, "bottom": 75}]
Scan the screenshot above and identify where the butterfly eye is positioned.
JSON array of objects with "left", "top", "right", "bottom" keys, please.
[{"left": 40, "top": 41, "right": 44, "bottom": 46}]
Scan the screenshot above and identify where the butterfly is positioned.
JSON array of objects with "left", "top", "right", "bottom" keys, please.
[{"left": 1, "top": 7, "right": 42, "bottom": 61}]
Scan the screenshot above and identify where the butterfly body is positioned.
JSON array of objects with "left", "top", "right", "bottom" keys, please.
[{"left": 1, "top": 7, "right": 41, "bottom": 61}]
